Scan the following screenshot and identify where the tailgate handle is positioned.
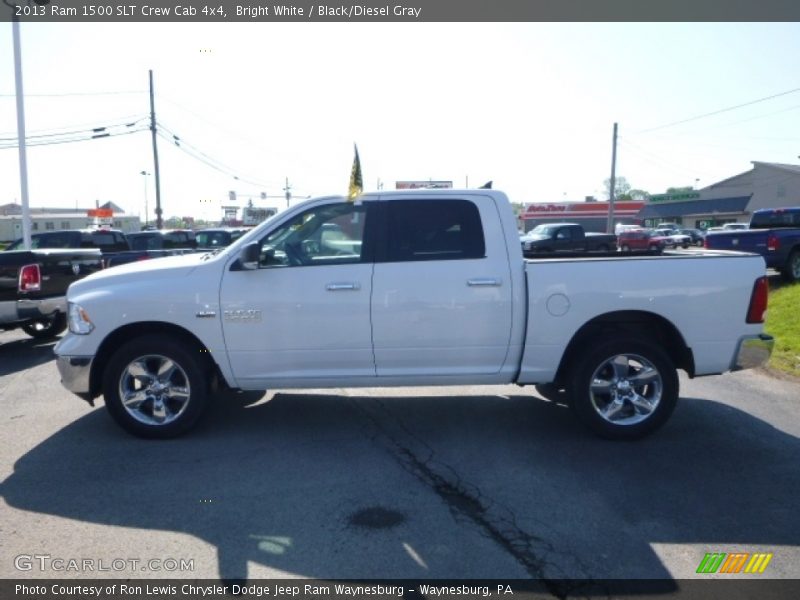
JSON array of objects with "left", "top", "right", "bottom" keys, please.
[
  {"left": 468, "top": 278, "right": 501, "bottom": 287},
  {"left": 326, "top": 282, "right": 360, "bottom": 291}
]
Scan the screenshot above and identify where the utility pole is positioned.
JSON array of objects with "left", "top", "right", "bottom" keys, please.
[
  {"left": 10, "top": 3, "right": 32, "bottom": 249},
  {"left": 606, "top": 122, "right": 618, "bottom": 234},
  {"left": 149, "top": 70, "right": 163, "bottom": 229}
]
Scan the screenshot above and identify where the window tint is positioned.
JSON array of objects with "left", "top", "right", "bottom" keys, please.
[
  {"left": 750, "top": 209, "right": 800, "bottom": 229},
  {"left": 89, "top": 232, "right": 119, "bottom": 247},
  {"left": 129, "top": 234, "right": 159, "bottom": 251},
  {"left": 386, "top": 200, "right": 485, "bottom": 262},
  {"left": 257, "top": 203, "right": 367, "bottom": 268}
]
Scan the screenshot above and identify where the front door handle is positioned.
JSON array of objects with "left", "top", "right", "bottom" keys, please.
[
  {"left": 326, "top": 282, "right": 360, "bottom": 291},
  {"left": 467, "top": 278, "right": 502, "bottom": 287}
]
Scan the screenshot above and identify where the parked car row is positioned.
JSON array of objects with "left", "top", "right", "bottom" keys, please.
[{"left": 3, "top": 227, "right": 251, "bottom": 268}]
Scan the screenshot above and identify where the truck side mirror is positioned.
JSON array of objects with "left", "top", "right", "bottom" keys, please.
[{"left": 240, "top": 242, "right": 261, "bottom": 270}]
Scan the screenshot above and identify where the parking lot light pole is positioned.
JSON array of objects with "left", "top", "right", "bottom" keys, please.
[{"left": 6, "top": 0, "right": 39, "bottom": 250}]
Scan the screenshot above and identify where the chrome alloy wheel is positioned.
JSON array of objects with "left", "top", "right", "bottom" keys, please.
[
  {"left": 118, "top": 354, "right": 191, "bottom": 426},
  {"left": 588, "top": 353, "right": 663, "bottom": 426}
]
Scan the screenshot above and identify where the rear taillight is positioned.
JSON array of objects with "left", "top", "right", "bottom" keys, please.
[
  {"left": 703, "top": 237, "right": 709, "bottom": 249},
  {"left": 767, "top": 234, "right": 779, "bottom": 252},
  {"left": 746, "top": 276, "right": 769, "bottom": 324},
  {"left": 18, "top": 263, "right": 41, "bottom": 293}
]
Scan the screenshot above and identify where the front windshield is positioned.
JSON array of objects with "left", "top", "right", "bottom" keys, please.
[{"left": 530, "top": 225, "right": 556, "bottom": 236}]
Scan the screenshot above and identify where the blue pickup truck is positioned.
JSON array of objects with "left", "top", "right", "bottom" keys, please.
[{"left": 704, "top": 207, "right": 800, "bottom": 282}]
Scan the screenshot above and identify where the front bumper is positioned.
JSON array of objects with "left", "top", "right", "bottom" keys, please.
[
  {"left": 56, "top": 354, "right": 95, "bottom": 401},
  {"left": 732, "top": 334, "right": 775, "bottom": 371},
  {"left": 0, "top": 296, "right": 66, "bottom": 325}
]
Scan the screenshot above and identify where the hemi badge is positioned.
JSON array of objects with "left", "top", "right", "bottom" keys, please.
[{"left": 196, "top": 310, "right": 217, "bottom": 318}]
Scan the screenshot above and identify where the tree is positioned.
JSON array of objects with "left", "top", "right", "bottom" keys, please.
[
  {"left": 627, "top": 189, "right": 650, "bottom": 201},
  {"left": 666, "top": 186, "right": 693, "bottom": 193},
  {"left": 604, "top": 177, "right": 631, "bottom": 199}
]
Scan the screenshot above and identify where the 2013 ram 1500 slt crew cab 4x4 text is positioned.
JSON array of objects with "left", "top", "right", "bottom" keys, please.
[{"left": 55, "top": 190, "right": 774, "bottom": 440}]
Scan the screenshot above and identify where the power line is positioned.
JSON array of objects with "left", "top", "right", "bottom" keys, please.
[
  {"left": 0, "top": 90, "right": 145, "bottom": 98},
  {"left": 155, "top": 127, "right": 274, "bottom": 188},
  {"left": 0, "top": 117, "right": 148, "bottom": 143},
  {"left": 618, "top": 137, "right": 706, "bottom": 180},
  {"left": 0, "top": 113, "right": 147, "bottom": 139},
  {"left": 0, "top": 123, "right": 148, "bottom": 149},
  {"left": 635, "top": 86, "right": 800, "bottom": 134}
]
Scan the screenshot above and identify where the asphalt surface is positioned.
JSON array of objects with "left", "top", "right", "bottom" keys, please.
[{"left": 1, "top": 328, "right": 799, "bottom": 584}]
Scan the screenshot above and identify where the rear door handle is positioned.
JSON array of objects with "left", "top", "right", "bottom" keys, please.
[
  {"left": 326, "top": 282, "right": 360, "bottom": 291},
  {"left": 467, "top": 278, "right": 502, "bottom": 287}
]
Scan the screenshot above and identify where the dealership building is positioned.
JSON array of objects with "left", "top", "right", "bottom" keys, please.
[
  {"left": 0, "top": 202, "right": 140, "bottom": 243},
  {"left": 521, "top": 161, "right": 800, "bottom": 232}
]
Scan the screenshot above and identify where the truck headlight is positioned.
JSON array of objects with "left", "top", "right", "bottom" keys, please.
[{"left": 68, "top": 302, "right": 95, "bottom": 335}]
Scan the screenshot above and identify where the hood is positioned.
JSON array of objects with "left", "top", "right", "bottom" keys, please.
[{"left": 68, "top": 252, "right": 213, "bottom": 295}]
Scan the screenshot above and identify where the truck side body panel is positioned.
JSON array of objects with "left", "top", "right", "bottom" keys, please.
[{"left": 518, "top": 253, "right": 767, "bottom": 383}]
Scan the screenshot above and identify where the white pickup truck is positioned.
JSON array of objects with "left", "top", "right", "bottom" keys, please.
[{"left": 55, "top": 190, "right": 774, "bottom": 440}]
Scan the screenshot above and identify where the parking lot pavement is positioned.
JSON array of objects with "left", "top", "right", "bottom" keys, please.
[{"left": 1, "top": 328, "right": 799, "bottom": 583}]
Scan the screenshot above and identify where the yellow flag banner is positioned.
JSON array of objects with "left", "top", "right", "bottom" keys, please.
[{"left": 348, "top": 144, "right": 363, "bottom": 201}]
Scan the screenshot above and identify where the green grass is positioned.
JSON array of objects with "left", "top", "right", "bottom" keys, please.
[{"left": 765, "top": 282, "right": 800, "bottom": 378}]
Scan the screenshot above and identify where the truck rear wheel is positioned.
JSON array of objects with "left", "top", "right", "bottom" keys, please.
[
  {"left": 22, "top": 312, "right": 67, "bottom": 340},
  {"left": 102, "top": 334, "right": 210, "bottom": 438},
  {"left": 782, "top": 249, "right": 800, "bottom": 282},
  {"left": 568, "top": 337, "right": 678, "bottom": 440}
]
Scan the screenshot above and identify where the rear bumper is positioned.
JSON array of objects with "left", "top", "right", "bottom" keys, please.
[
  {"left": 0, "top": 296, "right": 66, "bottom": 325},
  {"left": 732, "top": 334, "right": 775, "bottom": 371}
]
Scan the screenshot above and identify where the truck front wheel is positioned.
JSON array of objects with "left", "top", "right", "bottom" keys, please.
[
  {"left": 102, "top": 334, "right": 210, "bottom": 438},
  {"left": 568, "top": 337, "right": 678, "bottom": 440}
]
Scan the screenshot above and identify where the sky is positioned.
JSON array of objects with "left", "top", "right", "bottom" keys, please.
[{"left": 1, "top": 22, "right": 799, "bottom": 222}]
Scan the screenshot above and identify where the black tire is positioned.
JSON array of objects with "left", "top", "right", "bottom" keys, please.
[
  {"left": 781, "top": 249, "right": 800, "bottom": 283},
  {"left": 597, "top": 244, "right": 610, "bottom": 252},
  {"left": 621, "top": 244, "right": 631, "bottom": 252},
  {"left": 102, "top": 334, "right": 210, "bottom": 439},
  {"left": 681, "top": 243, "right": 689, "bottom": 249},
  {"left": 21, "top": 312, "right": 67, "bottom": 340},
  {"left": 567, "top": 337, "right": 679, "bottom": 440}
]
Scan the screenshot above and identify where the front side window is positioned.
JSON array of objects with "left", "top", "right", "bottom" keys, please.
[
  {"left": 386, "top": 199, "right": 485, "bottom": 262},
  {"left": 257, "top": 202, "right": 367, "bottom": 268}
]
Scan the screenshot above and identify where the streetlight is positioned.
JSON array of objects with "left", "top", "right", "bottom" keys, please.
[
  {"left": 4, "top": 0, "right": 50, "bottom": 250},
  {"left": 140, "top": 171, "right": 151, "bottom": 228}
]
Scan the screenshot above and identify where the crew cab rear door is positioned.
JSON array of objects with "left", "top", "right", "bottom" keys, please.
[{"left": 370, "top": 195, "right": 513, "bottom": 377}]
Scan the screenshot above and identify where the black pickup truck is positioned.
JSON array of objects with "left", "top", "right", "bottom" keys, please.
[
  {"left": 5, "top": 229, "right": 194, "bottom": 269},
  {"left": 0, "top": 248, "right": 103, "bottom": 339},
  {"left": 520, "top": 222, "right": 617, "bottom": 256}
]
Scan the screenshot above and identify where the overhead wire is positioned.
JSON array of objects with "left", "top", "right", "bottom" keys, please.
[
  {"left": 0, "top": 119, "right": 149, "bottom": 149},
  {"left": 635, "top": 85, "right": 800, "bottom": 134},
  {"left": 155, "top": 124, "right": 275, "bottom": 189}
]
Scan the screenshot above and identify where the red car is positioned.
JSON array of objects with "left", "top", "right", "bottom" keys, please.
[{"left": 617, "top": 229, "right": 668, "bottom": 252}]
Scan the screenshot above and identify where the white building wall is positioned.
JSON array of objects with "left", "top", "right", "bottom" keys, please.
[{"left": 747, "top": 164, "right": 800, "bottom": 212}]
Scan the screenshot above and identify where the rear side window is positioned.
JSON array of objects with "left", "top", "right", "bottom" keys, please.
[
  {"left": 88, "top": 232, "right": 118, "bottom": 248},
  {"left": 129, "top": 235, "right": 159, "bottom": 250},
  {"left": 750, "top": 209, "right": 800, "bottom": 229},
  {"left": 386, "top": 200, "right": 485, "bottom": 262}
]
